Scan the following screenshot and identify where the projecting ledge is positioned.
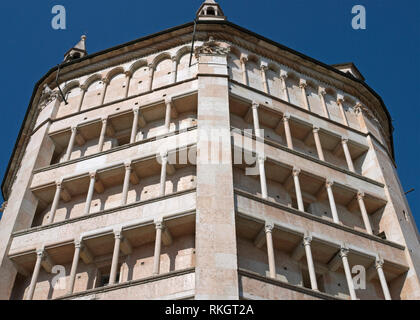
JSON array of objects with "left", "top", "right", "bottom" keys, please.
[{"left": 57, "top": 268, "right": 195, "bottom": 300}]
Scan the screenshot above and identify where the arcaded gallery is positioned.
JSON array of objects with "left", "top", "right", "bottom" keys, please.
[{"left": 0, "top": 1, "right": 418, "bottom": 300}]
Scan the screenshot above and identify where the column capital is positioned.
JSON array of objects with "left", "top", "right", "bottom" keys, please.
[
  {"left": 299, "top": 79, "right": 307, "bottom": 88},
  {"left": 354, "top": 102, "right": 364, "bottom": 115},
  {"left": 303, "top": 235, "right": 312, "bottom": 246},
  {"left": 124, "top": 162, "right": 132, "bottom": 171},
  {"left": 114, "top": 230, "right": 123, "bottom": 240},
  {"left": 341, "top": 138, "right": 349, "bottom": 145},
  {"left": 357, "top": 191, "right": 365, "bottom": 200},
  {"left": 318, "top": 87, "right": 326, "bottom": 96},
  {"left": 148, "top": 63, "right": 155, "bottom": 70},
  {"left": 375, "top": 257, "right": 385, "bottom": 270},
  {"left": 55, "top": 179, "right": 63, "bottom": 188},
  {"left": 282, "top": 114, "right": 291, "bottom": 122},
  {"left": 313, "top": 127, "right": 320, "bottom": 134},
  {"left": 133, "top": 106, "right": 140, "bottom": 114},
  {"left": 124, "top": 70, "right": 132, "bottom": 78},
  {"left": 292, "top": 167, "right": 301, "bottom": 177},
  {"left": 280, "top": 70, "right": 288, "bottom": 79},
  {"left": 155, "top": 221, "right": 164, "bottom": 230},
  {"left": 252, "top": 101, "right": 260, "bottom": 109},
  {"left": 160, "top": 150, "right": 169, "bottom": 161},
  {"left": 70, "top": 126, "right": 78, "bottom": 133},
  {"left": 260, "top": 63, "right": 268, "bottom": 71},
  {"left": 326, "top": 179, "right": 334, "bottom": 188},
  {"left": 80, "top": 84, "right": 88, "bottom": 92},
  {"left": 101, "top": 77, "right": 110, "bottom": 85},
  {"left": 265, "top": 222, "right": 274, "bottom": 234},
  {"left": 89, "top": 171, "right": 97, "bottom": 180},
  {"left": 36, "top": 249, "right": 45, "bottom": 259},
  {"left": 74, "top": 240, "right": 84, "bottom": 249},
  {"left": 257, "top": 155, "right": 266, "bottom": 163},
  {"left": 165, "top": 97, "right": 173, "bottom": 105},
  {"left": 339, "top": 246, "right": 350, "bottom": 258},
  {"left": 239, "top": 54, "right": 248, "bottom": 63},
  {"left": 337, "top": 94, "right": 345, "bottom": 104}
]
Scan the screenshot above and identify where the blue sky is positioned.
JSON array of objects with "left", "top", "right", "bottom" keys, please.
[{"left": 0, "top": 0, "right": 418, "bottom": 227}]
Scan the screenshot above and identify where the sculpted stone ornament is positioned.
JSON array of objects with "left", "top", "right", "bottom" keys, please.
[
  {"left": 194, "top": 37, "right": 230, "bottom": 58},
  {"left": 39, "top": 84, "right": 59, "bottom": 110}
]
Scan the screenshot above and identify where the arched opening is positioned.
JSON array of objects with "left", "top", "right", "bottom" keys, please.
[
  {"left": 207, "top": 7, "right": 216, "bottom": 16},
  {"left": 72, "top": 52, "right": 81, "bottom": 60}
]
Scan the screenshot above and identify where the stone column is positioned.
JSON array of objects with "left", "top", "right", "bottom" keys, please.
[
  {"left": 47, "top": 180, "right": 62, "bottom": 224},
  {"left": 84, "top": 172, "right": 96, "bottom": 215},
  {"left": 326, "top": 180, "right": 340, "bottom": 224},
  {"left": 265, "top": 223, "right": 276, "bottom": 279},
  {"left": 260, "top": 64, "right": 269, "bottom": 94},
  {"left": 64, "top": 126, "right": 78, "bottom": 162},
  {"left": 354, "top": 103, "right": 368, "bottom": 132},
  {"left": 280, "top": 70, "right": 289, "bottom": 103},
  {"left": 171, "top": 56, "right": 177, "bottom": 83},
  {"left": 240, "top": 56, "right": 248, "bottom": 85},
  {"left": 100, "top": 78, "right": 109, "bottom": 105},
  {"left": 124, "top": 71, "right": 132, "bottom": 98},
  {"left": 121, "top": 163, "right": 132, "bottom": 206},
  {"left": 341, "top": 139, "right": 355, "bottom": 173},
  {"left": 258, "top": 155, "right": 268, "bottom": 199},
  {"left": 283, "top": 115, "right": 294, "bottom": 149},
  {"left": 26, "top": 249, "right": 44, "bottom": 300},
  {"left": 357, "top": 192, "right": 373, "bottom": 235},
  {"left": 159, "top": 152, "right": 168, "bottom": 197},
  {"left": 293, "top": 168, "right": 304, "bottom": 211},
  {"left": 340, "top": 247, "right": 357, "bottom": 300},
  {"left": 109, "top": 231, "right": 122, "bottom": 285},
  {"left": 313, "top": 127, "right": 325, "bottom": 161},
  {"left": 130, "top": 107, "right": 140, "bottom": 144},
  {"left": 67, "top": 241, "right": 82, "bottom": 295},
  {"left": 318, "top": 87, "right": 329, "bottom": 118},
  {"left": 148, "top": 64, "right": 155, "bottom": 91},
  {"left": 337, "top": 95, "right": 349, "bottom": 126},
  {"left": 77, "top": 86, "right": 87, "bottom": 113},
  {"left": 299, "top": 79, "right": 310, "bottom": 111},
  {"left": 164, "top": 98, "right": 172, "bottom": 133},
  {"left": 98, "top": 117, "right": 108, "bottom": 153},
  {"left": 251, "top": 102, "right": 261, "bottom": 138},
  {"left": 376, "top": 257, "right": 392, "bottom": 300},
  {"left": 153, "top": 222, "right": 163, "bottom": 275},
  {"left": 303, "top": 235, "right": 318, "bottom": 291}
]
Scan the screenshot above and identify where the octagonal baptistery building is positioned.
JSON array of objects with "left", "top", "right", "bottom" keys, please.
[{"left": 0, "top": 1, "right": 419, "bottom": 300}]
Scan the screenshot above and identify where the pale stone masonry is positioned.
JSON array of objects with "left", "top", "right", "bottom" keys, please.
[{"left": 0, "top": 0, "right": 419, "bottom": 300}]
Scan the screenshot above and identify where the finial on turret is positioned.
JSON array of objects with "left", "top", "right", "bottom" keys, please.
[{"left": 63, "top": 35, "right": 88, "bottom": 62}]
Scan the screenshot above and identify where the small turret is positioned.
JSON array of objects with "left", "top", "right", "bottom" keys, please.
[
  {"left": 64, "top": 35, "right": 88, "bottom": 62},
  {"left": 196, "top": 0, "right": 226, "bottom": 21}
]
